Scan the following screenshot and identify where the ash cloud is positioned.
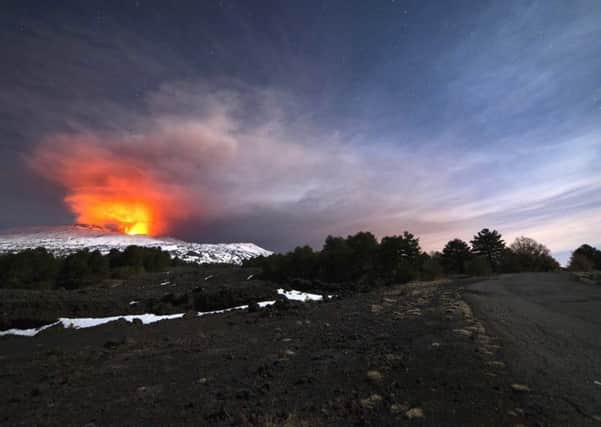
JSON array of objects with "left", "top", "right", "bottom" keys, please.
[
  {"left": 2, "top": 1, "right": 600, "bottom": 261},
  {"left": 19, "top": 79, "right": 601, "bottom": 257},
  {"left": 25, "top": 82, "right": 397, "bottom": 238}
]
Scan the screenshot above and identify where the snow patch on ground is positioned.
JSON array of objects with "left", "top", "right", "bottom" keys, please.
[
  {"left": 197, "top": 300, "right": 276, "bottom": 317},
  {"left": 0, "top": 301, "right": 278, "bottom": 337},
  {"left": 0, "top": 313, "right": 186, "bottom": 337},
  {"left": 0, "top": 322, "right": 61, "bottom": 337},
  {"left": 63, "top": 313, "right": 186, "bottom": 329},
  {"left": 0, "top": 288, "right": 329, "bottom": 337},
  {"left": 277, "top": 288, "right": 330, "bottom": 301}
]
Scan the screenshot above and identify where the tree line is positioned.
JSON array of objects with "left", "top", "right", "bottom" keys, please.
[
  {"left": 0, "top": 246, "right": 178, "bottom": 289},
  {"left": 245, "top": 228, "right": 561, "bottom": 286},
  {"left": 1, "top": 232, "right": 596, "bottom": 291}
]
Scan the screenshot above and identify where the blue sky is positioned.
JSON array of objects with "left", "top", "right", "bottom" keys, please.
[{"left": 1, "top": 0, "right": 600, "bottom": 262}]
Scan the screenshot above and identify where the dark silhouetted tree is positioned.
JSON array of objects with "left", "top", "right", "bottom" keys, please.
[
  {"left": 377, "top": 232, "right": 421, "bottom": 283},
  {"left": 58, "top": 250, "right": 94, "bottom": 289},
  {"left": 569, "top": 244, "right": 601, "bottom": 271},
  {"left": 120, "top": 246, "right": 146, "bottom": 272},
  {"left": 471, "top": 228, "right": 505, "bottom": 272},
  {"left": 246, "top": 230, "right": 429, "bottom": 287},
  {"left": 346, "top": 231, "right": 379, "bottom": 279},
  {"left": 88, "top": 249, "right": 110, "bottom": 275},
  {"left": 288, "top": 245, "right": 318, "bottom": 279},
  {"left": 142, "top": 247, "right": 172, "bottom": 272},
  {"left": 441, "top": 239, "right": 472, "bottom": 274},
  {"left": 252, "top": 253, "right": 286, "bottom": 281},
  {"left": 568, "top": 252, "right": 595, "bottom": 272},
  {"left": 506, "top": 236, "right": 559, "bottom": 272},
  {"left": 319, "top": 236, "right": 353, "bottom": 282},
  {"left": 106, "top": 246, "right": 172, "bottom": 274},
  {"left": 0, "top": 246, "right": 177, "bottom": 290},
  {"left": 421, "top": 252, "right": 444, "bottom": 280},
  {"left": 0, "top": 247, "right": 59, "bottom": 289}
]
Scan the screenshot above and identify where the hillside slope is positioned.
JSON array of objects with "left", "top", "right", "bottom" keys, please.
[{"left": 0, "top": 225, "right": 272, "bottom": 265}]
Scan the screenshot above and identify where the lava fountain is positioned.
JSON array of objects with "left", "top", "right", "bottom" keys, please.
[
  {"left": 29, "top": 135, "right": 195, "bottom": 236},
  {"left": 67, "top": 195, "right": 154, "bottom": 235}
]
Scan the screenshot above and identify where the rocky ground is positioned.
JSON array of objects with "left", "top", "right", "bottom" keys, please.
[{"left": 0, "top": 276, "right": 543, "bottom": 426}]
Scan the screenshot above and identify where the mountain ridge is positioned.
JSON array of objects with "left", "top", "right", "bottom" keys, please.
[{"left": 0, "top": 225, "right": 272, "bottom": 265}]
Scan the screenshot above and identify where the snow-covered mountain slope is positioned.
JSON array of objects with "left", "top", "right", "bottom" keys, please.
[{"left": 0, "top": 225, "right": 272, "bottom": 265}]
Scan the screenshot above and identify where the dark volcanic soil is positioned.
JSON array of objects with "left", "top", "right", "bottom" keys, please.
[
  {"left": 0, "top": 279, "right": 538, "bottom": 426},
  {"left": 0, "top": 265, "right": 277, "bottom": 330}
]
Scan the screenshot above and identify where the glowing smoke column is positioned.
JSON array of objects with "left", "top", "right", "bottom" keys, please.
[{"left": 29, "top": 135, "right": 194, "bottom": 236}]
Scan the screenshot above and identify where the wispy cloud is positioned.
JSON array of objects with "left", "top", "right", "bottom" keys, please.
[
  {"left": 2, "top": 1, "right": 600, "bottom": 259},
  {"left": 24, "top": 79, "right": 600, "bottom": 257}
]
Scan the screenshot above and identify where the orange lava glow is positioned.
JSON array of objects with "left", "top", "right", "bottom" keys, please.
[
  {"left": 69, "top": 197, "right": 153, "bottom": 235},
  {"left": 29, "top": 136, "right": 195, "bottom": 236}
]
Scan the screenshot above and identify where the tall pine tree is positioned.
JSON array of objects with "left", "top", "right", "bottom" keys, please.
[
  {"left": 470, "top": 228, "right": 505, "bottom": 272},
  {"left": 442, "top": 238, "right": 472, "bottom": 274}
]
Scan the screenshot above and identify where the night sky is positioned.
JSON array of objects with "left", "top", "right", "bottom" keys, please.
[{"left": 1, "top": 1, "right": 600, "bottom": 262}]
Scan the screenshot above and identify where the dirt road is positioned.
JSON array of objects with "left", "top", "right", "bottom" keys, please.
[{"left": 464, "top": 272, "right": 601, "bottom": 426}]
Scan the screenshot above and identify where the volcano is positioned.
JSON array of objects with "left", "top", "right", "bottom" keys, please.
[{"left": 0, "top": 225, "right": 272, "bottom": 265}]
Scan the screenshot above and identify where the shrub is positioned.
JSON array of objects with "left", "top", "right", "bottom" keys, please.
[
  {"left": 568, "top": 253, "right": 594, "bottom": 272},
  {"left": 420, "top": 253, "right": 444, "bottom": 280}
]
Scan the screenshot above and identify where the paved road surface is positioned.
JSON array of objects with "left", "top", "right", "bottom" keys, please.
[{"left": 464, "top": 272, "right": 601, "bottom": 426}]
